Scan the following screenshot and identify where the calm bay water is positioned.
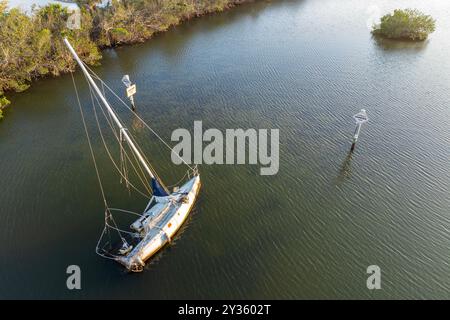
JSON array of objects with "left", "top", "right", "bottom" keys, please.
[{"left": 1, "top": 0, "right": 450, "bottom": 299}]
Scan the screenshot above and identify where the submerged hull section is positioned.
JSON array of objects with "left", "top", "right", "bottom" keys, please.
[{"left": 117, "top": 175, "right": 201, "bottom": 271}]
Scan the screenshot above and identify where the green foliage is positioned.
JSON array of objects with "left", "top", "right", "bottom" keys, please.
[
  {"left": 0, "top": 2, "right": 100, "bottom": 97},
  {"left": 0, "top": 0, "right": 248, "bottom": 119},
  {"left": 372, "top": 9, "right": 436, "bottom": 41},
  {"left": 0, "top": 92, "right": 9, "bottom": 119}
]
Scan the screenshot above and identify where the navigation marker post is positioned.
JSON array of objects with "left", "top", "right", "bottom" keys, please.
[
  {"left": 350, "top": 109, "right": 368, "bottom": 152},
  {"left": 122, "top": 75, "right": 137, "bottom": 111}
]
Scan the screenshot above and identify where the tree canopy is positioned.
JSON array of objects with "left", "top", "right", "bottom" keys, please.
[
  {"left": 372, "top": 9, "right": 436, "bottom": 41},
  {"left": 0, "top": 0, "right": 248, "bottom": 116}
]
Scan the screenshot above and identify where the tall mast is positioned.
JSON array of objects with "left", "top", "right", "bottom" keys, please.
[{"left": 64, "top": 38, "right": 157, "bottom": 180}]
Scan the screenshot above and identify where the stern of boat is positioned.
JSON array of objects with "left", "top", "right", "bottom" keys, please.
[{"left": 116, "top": 172, "right": 201, "bottom": 272}]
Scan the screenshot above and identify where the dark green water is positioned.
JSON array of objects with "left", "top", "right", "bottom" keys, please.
[{"left": 1, "top": 0, "right": 450, "bottom": 299}]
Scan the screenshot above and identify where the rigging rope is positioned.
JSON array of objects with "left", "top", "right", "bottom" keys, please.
[
  {"left": 72, "top": 71, "right": 132, "bottom": 258},
  {"left": 87, "top": 77, "right": 166, "bottom": 195},
  {"left": 95, "top": 100, "right": 153, "bottom": 196},
  {"left": 71, "top": 72, "right": 108, "bottom": 210},
  {"left": 82, "top": 62, "right": 194, "bottom": 171},
  {"left": 70, "top": 62, "right": 200, "bottom": 261},
  {"left": 83, "top": 67, "right": 171, "bottom": 194},
  {"left": 89, "top": 75, "right": 168, "bottom": 193},
  {"left": 87, "top": 80, "right": 153, "bottom": 198}
]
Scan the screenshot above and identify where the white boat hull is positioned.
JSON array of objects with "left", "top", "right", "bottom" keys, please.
[{"left": 117, "top": 175, "right": 201, "bottom": 271}]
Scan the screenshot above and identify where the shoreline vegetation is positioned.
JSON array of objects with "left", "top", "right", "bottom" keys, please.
[
  {"left": 0, "top": 0, "right": 255, "bottom": 119},
  {"left": 372, "top": 8, "right": 436, "bottom": 41}
]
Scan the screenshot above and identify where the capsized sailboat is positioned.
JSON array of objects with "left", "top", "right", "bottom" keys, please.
[{"left": 64, "top": 38, "right": 201, "bottom": 272}]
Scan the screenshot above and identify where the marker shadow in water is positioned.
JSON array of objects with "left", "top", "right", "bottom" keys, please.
[{"left": 334, "top": 151, "right": 354, "bottom": 185}]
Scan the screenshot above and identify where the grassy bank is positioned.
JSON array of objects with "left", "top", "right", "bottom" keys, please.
[{"left": 0, "top": 0, "right": 255, "bottom": 117}]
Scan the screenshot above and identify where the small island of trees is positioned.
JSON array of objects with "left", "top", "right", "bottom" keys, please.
[{"left": 372, "top": 9, "right": 436, "bottom": 41}]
